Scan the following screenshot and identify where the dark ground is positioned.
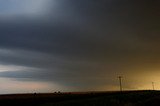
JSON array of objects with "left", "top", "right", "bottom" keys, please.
[{"left": 0, "top": 90, "right": 160, "bottom": 106}]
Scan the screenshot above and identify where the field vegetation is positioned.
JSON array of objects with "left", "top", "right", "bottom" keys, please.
[{"left": 0, "top": 90, "right": 159, "bottom": 106}]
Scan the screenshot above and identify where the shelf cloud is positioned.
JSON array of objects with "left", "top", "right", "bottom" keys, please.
[{"left": 0, "top": 0, "right": 159, "bottom": 93}]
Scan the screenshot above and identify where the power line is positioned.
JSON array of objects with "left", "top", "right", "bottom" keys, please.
[
  {"left": 118, "top": 76, "right": 123, "bottom": 92},
  {"left": 152, "top": 82, "right": 155, "bottom": 90}
]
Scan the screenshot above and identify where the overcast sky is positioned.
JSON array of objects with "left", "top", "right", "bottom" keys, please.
[{"left": 0, "top": 0, "right": 159, "bottom": 94}]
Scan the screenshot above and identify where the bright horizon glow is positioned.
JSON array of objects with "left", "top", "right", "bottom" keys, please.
[{"left": 0, "top": 78, "right": 63, "bottom": 94}]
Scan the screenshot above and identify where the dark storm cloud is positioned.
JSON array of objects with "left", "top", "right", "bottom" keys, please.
[{"left": 0, "top": 0, "right": 159, "bottom": 90}]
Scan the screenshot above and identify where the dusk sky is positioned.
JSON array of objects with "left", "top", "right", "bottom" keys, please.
[{"left": 0, "top": 0, "right": 159, "bottom": 94}]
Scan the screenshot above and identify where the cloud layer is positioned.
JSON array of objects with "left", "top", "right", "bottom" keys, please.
[{"left": 0, "top": 0, "right": 159, "bottom": 93}]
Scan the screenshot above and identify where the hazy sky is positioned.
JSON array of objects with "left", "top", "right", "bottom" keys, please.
[{"left": 0, "top": 0, "right": 159, "bottom": 94}]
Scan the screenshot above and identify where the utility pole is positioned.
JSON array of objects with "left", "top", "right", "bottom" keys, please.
[
  {"left": 118, "top": 76, "right": 123, "bottom": 92},
  {"left": 152, "top": 82, "right": 155, "bottom": 90}
]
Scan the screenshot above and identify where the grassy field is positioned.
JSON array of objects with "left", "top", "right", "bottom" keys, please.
[{"left": 0, "top": 90, "right": 160, "bottom": 106}]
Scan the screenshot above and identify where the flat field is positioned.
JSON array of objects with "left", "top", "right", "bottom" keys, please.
[{"left": 0, "top": 90, "right": 160, "bottom": 106}]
